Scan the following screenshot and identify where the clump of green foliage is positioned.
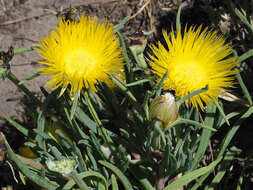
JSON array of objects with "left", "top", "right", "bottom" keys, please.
[{"left": 1, "top": 2, "right": 253, "bottom": 190}]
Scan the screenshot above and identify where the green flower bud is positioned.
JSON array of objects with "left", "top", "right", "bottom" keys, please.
[
  {"left": 46, "top": 158, "right": 77, "bottom": 176},
  {"left": 149, "top": 93, "right": 179, "bottom": 129}
]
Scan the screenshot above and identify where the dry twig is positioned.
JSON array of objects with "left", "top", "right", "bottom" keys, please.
[{"left": 129, "top": 0, "right": 151, "bottom": 21}]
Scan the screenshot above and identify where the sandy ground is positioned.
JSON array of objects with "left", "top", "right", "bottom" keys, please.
[{"left": 0, "top": 1, "right": 61, "bottom": 127}]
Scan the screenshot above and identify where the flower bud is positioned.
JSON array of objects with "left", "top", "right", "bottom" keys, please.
[{"left": 149, "top": 93, "right": 179, "bottom": 129}]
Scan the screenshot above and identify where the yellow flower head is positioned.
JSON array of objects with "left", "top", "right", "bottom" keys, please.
[
  {"left": 37, "top": 15, "right": 124, "bottom": 95},
  {"left": 149, "top": 26, "right": 238, "bottom": 110}
]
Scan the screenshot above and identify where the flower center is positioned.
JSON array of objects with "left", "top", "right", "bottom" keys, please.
[
  {"left": 174, "top": 59, "right": 207, "bottom": 90},
  {"left": 64, "top": 49, "right": 96, "bottom": 77}
]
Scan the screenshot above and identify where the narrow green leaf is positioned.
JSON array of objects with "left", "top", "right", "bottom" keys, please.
[
  {"left": 191, "top": 104, "right": 216, "bottom": 170},
  {"left": 34, "top": 129, "right": 54, "bottom": 140},
  {"left": 143, "top": 92, "right": 150, "bottom": 119},
  {"left": 14, "top": 47, "right": 35, "bottom": 55},
  {"left": 169, "top": 118, "right": 217, "bottom": 132},
  {"left": 164, "top": 157, "right": 222, "bottom": 190},
  {"left": 129, "top": 165, "right": 153, "bottom": 190},
  {"left": 237, "top": 49, "right": 253, "bottom": 63},
  {"left": 214, "top": 101, "right": 230, "bottom": 126},
  {"left": 218, "top": 111, "right": 240, "bottom": 128},
  {"left": 78, "top": 139, "right": 91, "bottom": 147},
  {"left": 174, "top": 128, "right": 191, "bottom": 157},
  {"left": 111, "top": 174, "right": 119, "bottom": 190},
  {"left": 235, "top": 8, "right": 253, "bottom": 33},
  {"left": 36, "top": 110, "right": 46, "bottom": 150},
  {"left": 174, "top": 138, "right": 183, "bottom": 157},
  {"left": 114, "top": 16, "right": 129, "bottom": 32},
  {"left": 18, "top": 171, "right": 26, "bottom": 185},
  {"left": 63, "top": 106, "right": 91, "bottom": 141},
  {"left": 217, "top": 106, "right": 253, "bottom": 158},
  {"left": 98, "top": 81, "right": 120, "bottom": 116},
  {"left": 89, "top": 131, "right": 106, "bottom": 159},
  {"left": 63, "top": 171, "right": 108, "bottom": 190},
  {"left": 18, "top": 72, "right": 40, "bottom": 85},
  {"left": 161, "top": 144, "right": 178, "bottom": 173},
  {"left": 126, "top": 76, "right": 156, "bottom": 87},
  {"left": 54, "top": 129, "right": 73, "bottom": 150},
  {"left": 192, "top": 107, "right": 253, "bottom": 190},
  {"left": 72, "top": 119, "right": 90, "bottom": 140},
  {"left": 70, "top": 90, "right": 80, "bottom": 120},
  {"left": 232, "top": 50, "right": 252, "bottom": 105},
  {"left": 142, "top": 29, "right": 155, "bottom": 35},
  {"left": 236, "top": 72, "right": 252, "bottom": 105},
  {"left": 74, "top": 107, "right": 97, "bottom": 133},
  {"left": 7, "top": 72, "right": 41, "bottom": 106},
  {"left": 86, "top": 146, "right": 98, "bottom": 170},
  {"left": 72, "top": 143, "right": 87, "bottom": 172},
  {"left": 236, "top": 172, "right": 243, "bottom": 190},
  {"left": 55, "top": 128, "right": 73, "bottom": 145},
  {"left": 68, "top": 170, "right": 89, "bottom": 190},
  {"left": 110, "top": 75, "right": 137, "bottom": 102},
  {"left": 84, "top": 91, "right": 103, "bottom": 127},
  {"left": 191, "top": 173, "right": 209, "bottom": 190},
  {"left": 153, "top": 70, "right": 168, "bottom": 97},
  {"left": 0, "top": 66, "right": 10, "bottom": 80},
  {"left": 99, "top": 160, "right": 134, "bottom": 190},
  {"left": 48, "top": 145, "right": 63, "bottom": 160},
  {"left": 2, "top": 133, "right": 59, "bottom": 190},
  {"left": 207, "top": 146, "right": 241, "bottom": 190},
  {"left": 176, "top": 5, "right": 182, "bottom": 31},
  {"left": 84, "top": 91, "right": 113, "bottom": 145},
  {"left": 40, "top": 86, "right": 49, "bottom": 96},
  {"left": 138, "top": 179, "right": 153, "bottom": 190},
  {"left": 0, "top": 112, "right": 29, "bottom": 136},
  {"left": 36, "top": 92, "right": 54, "bottom": 149},
  {"left": 117, "top": 32, "right": 131, "bottom": 75},
  {"left": 87, "top": 88, "right": 104, "bottom": 110},
  {"left": 177, "top": 85, "right": 208, "bottom": 108},
  {"left": 98, "top": 182, "right": 106, "bottom": 190},
  {"left": 154, "top": 121, "right": 166, "bottom": 145},
  {"left": 129, "top": 40, "right": 148, "bottom": 70}
]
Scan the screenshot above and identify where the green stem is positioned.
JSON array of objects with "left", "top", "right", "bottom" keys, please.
[
  {"left": 69, "top": 170, "right": 89, "bottom": 190},
  {"left": 152, "top": 121, "right": 166, "bottom": 150},
  {"left": 7, "top": 72, "right": 41, "bottom": 106},
  {"left": 14, "top": 46, "right": 37, "bottom": 55},
  {"left": 84, "top": 91, "right": 112, "bottom": 145},
  {"left": 170, "top": 118, "right": 217, "bottom": 132}
]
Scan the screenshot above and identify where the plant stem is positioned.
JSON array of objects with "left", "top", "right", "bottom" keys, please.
[
  {"left": 7, "top": 72, "right": 41, "bottom": 106},
  {"left": 14, "top": 47, "right": 36, "bottom": 55},
  {"left": 84, "top": 91, "right": 113, "bottom": 145}
]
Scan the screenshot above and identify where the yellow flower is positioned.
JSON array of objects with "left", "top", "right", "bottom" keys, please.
[
  {"left": 37, "top": 14, "right": 124, "bottom": 95},
  {"left": 149, "top": 26, "right": 238, "bottom": 110}
]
